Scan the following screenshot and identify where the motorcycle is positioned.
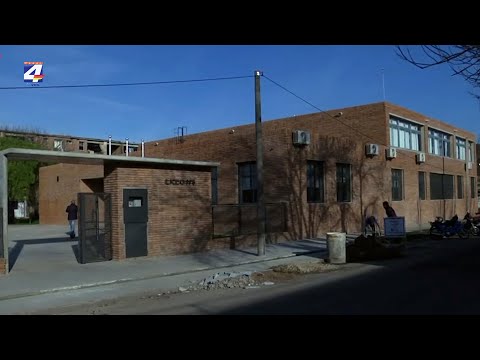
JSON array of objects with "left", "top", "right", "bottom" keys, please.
[
  {"left": 463, "top": 212, "right": 480, "bottom": 237},
  {"left": 429, "top": 214, "right": 469, "bottom": 238}
]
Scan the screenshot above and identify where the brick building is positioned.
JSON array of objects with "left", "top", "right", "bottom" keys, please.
[
  {"left": 141, "top": 101, "right": 477, "bottom": 239},
  {"left": 1, "top": 129, "right": 139, "bottom": 222},
  {"left": 1, "top": 149, "right": 218, "bottom": 274},
  {"left": 477, "top": 144, "right": 480, "bottom": 210},
  {"left": 0, "top": 128, "right": 139, "bottom": 155},
  {"left": 38, "top": 101, "right": 478, "bottom": 257}
]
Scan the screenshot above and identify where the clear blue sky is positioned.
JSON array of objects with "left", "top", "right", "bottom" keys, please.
[{"left": 0, "top": 45, "right": 478, "bottom": 143}]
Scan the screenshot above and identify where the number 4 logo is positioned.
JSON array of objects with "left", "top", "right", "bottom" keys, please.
[{"left": 24, "top": 62, "right": 44, "bottom": 83}]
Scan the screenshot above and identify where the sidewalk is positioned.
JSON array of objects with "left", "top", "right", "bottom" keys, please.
[{"left": 0, "top": 237, "right": 336, "bottom": 301}]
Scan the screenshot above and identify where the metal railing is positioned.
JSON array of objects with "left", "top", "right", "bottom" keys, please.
[
  {"left": 212, "top": 202, "right": 287, "bottom": 238},
  {"left": 0, "top": 208, "right": 3, "bottom": 258}
]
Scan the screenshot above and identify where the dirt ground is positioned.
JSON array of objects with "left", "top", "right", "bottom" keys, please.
[{"left": 31, "top": 260, "right": 341, "bottom": 315}]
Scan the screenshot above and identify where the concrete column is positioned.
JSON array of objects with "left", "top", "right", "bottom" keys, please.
[{"left": 0, "top": 154, "right": 8, "bottom": 273}]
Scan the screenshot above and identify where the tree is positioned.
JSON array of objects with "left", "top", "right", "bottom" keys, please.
[
  {"left": 396, "top": 45, "right": 480, "bottom": 98},
  {"left": 0, "top": 137, "right": 45, "bottom": 221}
]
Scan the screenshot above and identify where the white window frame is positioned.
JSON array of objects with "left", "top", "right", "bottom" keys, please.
[
  {"left": 456, "top": 137, "right": 466, "bottom": 160},
  {"left": 428, "top": 128, "right": 452, "bottom": 157},
  {"left": 389, "top": 115, "right": 422, "bottom": 151}
]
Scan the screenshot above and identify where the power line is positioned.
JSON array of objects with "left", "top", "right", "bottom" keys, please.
[
  {"left": 262, "top": 74, "right": 471, "bottom": 177},
  {"left": 0, "top": 75, "right": 253, "bottom": 90}
]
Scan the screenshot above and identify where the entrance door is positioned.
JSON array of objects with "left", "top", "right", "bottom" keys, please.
[
  {"left": 78, "top": 193, "right": 112, "bottom": 264},
  {"left": 123, "top": 188, "right": 148, "bottom": 258}
]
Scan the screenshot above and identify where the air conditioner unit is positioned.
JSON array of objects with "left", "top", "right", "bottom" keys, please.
[
  {"left": 416, "top": 152, "right": 426, "bottom": 164},
  {"left": 365, "top": 144, "right": 380, "bottom": 156},
  {"left": 386, "top": 147, "right": 397, "bottom": 159},
  {"left": 292, "top": 130, "right": 311, "bottom": 146},
  {"left": 467, "top": 162, "right": 473, "bottom": 170}
]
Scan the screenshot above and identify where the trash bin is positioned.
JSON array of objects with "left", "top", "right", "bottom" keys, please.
[{"left": 326, "top": 232, "right": 346, "bottom": 264}]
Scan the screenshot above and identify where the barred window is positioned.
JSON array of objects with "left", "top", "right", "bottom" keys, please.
[
  {"left": 430, "top": 173, "right": 454, "bottom": 200},
  {"left": 419, "top": 172, "right": 426, "bottom": 200},
  {"left": 392, "top": 169, "right": 403, "bottom": 201},
  {"left": 307, "top": 161, "right": 325, "bottom": 203},
  {"left": 238, "top": 162, "right": 257, "bottom": 203},
  {"left": 336, "top": 163, "right": 351, "bottom": 202}
]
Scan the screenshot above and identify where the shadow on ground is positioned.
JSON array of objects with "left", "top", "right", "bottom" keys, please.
[
  {"left": 8, "top": 237, "right": 78, "bottom": 271},
  {"left": 71, "top": 244, "right": 81, "bottom": 263},
  {"left": 216, "top": 238, "right": 480, "bottom": 315}
]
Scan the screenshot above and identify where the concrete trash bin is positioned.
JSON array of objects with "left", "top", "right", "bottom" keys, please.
[{"left": 326, "top": 232, "right": 346, "bottom": 264}]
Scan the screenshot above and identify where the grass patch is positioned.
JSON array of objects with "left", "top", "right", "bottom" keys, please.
[{"left": 12, "top": 218, "right": 39, "bottom": 225}]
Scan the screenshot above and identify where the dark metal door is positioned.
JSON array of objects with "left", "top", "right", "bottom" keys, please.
[
  {"left": 123, "top": 188, "right": 148, "bottom": 258},
  {"left": 78, "top": 193, "right": 112, "bottom": 264}
]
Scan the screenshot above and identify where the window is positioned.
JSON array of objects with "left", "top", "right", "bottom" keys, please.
[
  {"left": 211, "top": 167, "right": 218, "bottom": 205},
  {"left": 392, "top": 169, "right": 403, "bottom": 201},
  {"left": 238, "top": 162, "right": 257, "bottom": 203},
  {"left": 468, "top": 141, "right": 475, "bottom": 162},
  {"left": 430, "top": 173, "right": 454, "bottom": 200},
  {"left": 79, "top": 141, "right": 85, "bottom": 151},
  {"left": 418, "top": 171, "right": 426, "bottom": 200},
  {"left": 307, "top": 161, "right": 325, "bottom": 203},
  {"left": 457, "top": 175, "right": 464, "bottom": 199},
  {"left": 53, "top": 139, "right": 64, "bottom": 151},
  {"left": 471, "top": 177, "right": 476, "bottom": 199},
  {"left": 336, "top": 163, "right": 351, "bottom": 202},
  {"left": 128, "top": 197, "right": 142, "bottom": 207},
  {"left": 389, "top": 116, "right": 422, "bottom": 151},
  {"left": 456, "top": 138, "right": 466, "bottom": 160},
  {"left": 428, "top": 129, "right": 451, "bottom": 157}
]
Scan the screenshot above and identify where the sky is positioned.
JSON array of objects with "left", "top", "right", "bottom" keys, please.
[{"left": 0, "top": 45, "right": 478, "bottom": 143}]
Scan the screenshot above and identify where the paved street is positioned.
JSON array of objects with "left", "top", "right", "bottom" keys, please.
[{"left": 33, "top": 237, "right": 480, "bottom": 315}]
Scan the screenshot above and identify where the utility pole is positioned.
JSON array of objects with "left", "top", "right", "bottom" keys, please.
[{"left": 255, "top": 70, "right": 266, "bottom": 256}]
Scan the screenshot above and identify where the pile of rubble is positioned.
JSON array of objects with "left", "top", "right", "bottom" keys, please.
[
  {"left": 152, "top": 260, "right": 342, "bottom": 298},
  {"left": 176, "top": 271, "right": 275, "bottom": 293}
]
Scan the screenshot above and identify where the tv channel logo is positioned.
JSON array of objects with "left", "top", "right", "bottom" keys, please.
[{"left": 24, "top": 62, "right": 44, "bottom": 84}]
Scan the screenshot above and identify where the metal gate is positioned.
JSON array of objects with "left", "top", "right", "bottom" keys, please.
[
  {"left": 78, "top": 193, "right": 112, "bottom": 264},
  {"left": 0, "top": 208, "right": 3, "bottom": 259}
]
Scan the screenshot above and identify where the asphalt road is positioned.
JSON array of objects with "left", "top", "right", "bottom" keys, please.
[{"left": 37, "top": 237, "right": 480, "bottom": 315}]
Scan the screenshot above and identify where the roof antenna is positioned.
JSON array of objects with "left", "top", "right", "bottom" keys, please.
[{"left": 381, "top": 68, "right": 386, "bottom": 101}]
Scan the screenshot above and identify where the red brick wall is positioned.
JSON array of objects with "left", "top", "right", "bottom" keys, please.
[
  {"left": 141, "top": 102, "right": 389, "bottom": 238},
  {"left": 0, "top": 258, "right": 6, "bottom": 275},
  {"left": 384, "top": 103, "right": 478, "bottom": 229},
  {"left": 39, "top": 164, "right": 104, "bottom": 224},
  {"left": 140, "top": 101, "right": 477, "bottom": 235},
  {"left": 104, "top": 164, "right": 218, "bottom": 259}
]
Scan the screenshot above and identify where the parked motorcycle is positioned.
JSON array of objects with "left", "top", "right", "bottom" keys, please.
[
  {"left": 429, "top": 214, "right": 469, "bottom": 238},
  {"left": 463, "top": 212, "right": 480, "bottom": 237}
]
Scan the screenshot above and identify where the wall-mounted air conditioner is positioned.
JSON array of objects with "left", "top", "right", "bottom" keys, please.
[
  {"left": 416, "top": 152, "right": 426, "bottom": 164},
  {"left": 467, "top": 162, "right": 473, "bottom": 170},
  {"left": 386, "top": 147, "right": 397, "bottom": 159},
  {"left": 365, "top": 144, "right": 379, "bottom": 156},
  {"left": 292, "top": 130, "right": 311, "bottom": 146}
]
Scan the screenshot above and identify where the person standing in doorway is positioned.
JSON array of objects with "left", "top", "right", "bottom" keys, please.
[
  {"left": 66, "top": 200, "right": 78, "bottom": 237},
  {"left": 382, "top": 201, "right": 397, "bottom": 218}
]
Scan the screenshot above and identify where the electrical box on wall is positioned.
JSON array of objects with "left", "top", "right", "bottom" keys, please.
[
  {"left": 416, "top": 152, "right": 426, "bottom": 164},
  {"left": 292, "top": 130, "right": 311, "bottom": 146},
  {"left": 386, "top": 147, "right": 397, "bottom": 159},
  {"left": 365, "top": 144, "right": 379, "bottom": 156},
  {"left": 467, "top": 162, "right": 473, "bottom": 170}
]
